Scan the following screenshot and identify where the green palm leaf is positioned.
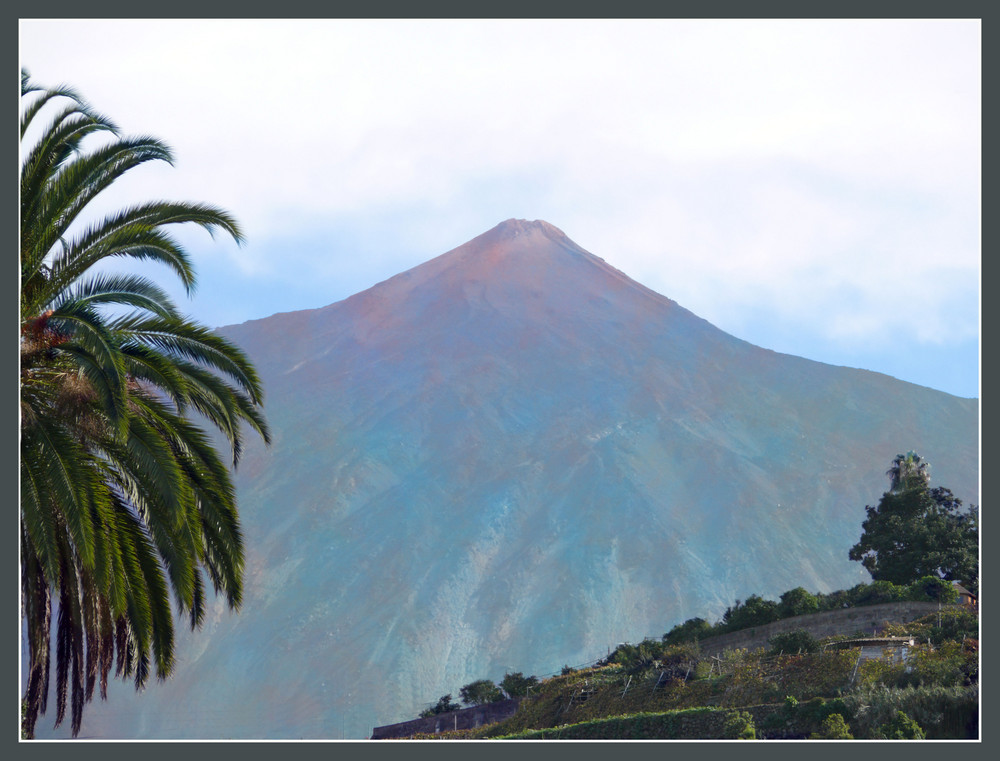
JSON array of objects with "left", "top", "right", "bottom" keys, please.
[{"left": 20, "top": 69, "right": 269, "bottom": 739}]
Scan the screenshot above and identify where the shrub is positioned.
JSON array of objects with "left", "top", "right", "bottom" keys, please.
[
  {"left": 773, "top": 650, "right": 858, "bottom": 696},
  {"left": 720, "top": 594, "right": 780, "bottom": 632},
  {"left": 779, "top": 587, "right": 820, "bottom": 618},
  {"left": 927, "top": 607, "right": 978, "bottom": 645},
  {"left": 722, "top": 710, "right": 756, "bottom": 739},
  {"left": 419, "top": 694, "right": 462, "bottom": 718},
  {"left": 880, "top": 607, "right": 978, "bottom": 647},
  {"left": 857, "top": 654, "right": 907, "bottom": 688},
  {"left": 844, "top": 684, "right": 977, "bottom": 739},
  {"left": 692, "top": 660, "right": 713, "bottom": 680},
  {"left": 663, "top": 617, "right": 714, "bottom": 645},
  {"left": 609, "top": 640, "right": 664, "bottom": 673},
  {"left": 902, "top": 641, "right": 975, "bottom": 688},
  {"left": 794, "top": 696, "right": 853, "bottom": 727},
  {"left": 459, "top": 679, "right": 503, "bottom": 706},
  {"left": 768, "top": 629, "right": 820, "bottom": 656},
  {"left": 810, "top": 713, "right": 853, "bottom": 739},
  {"left": 816, "top": 588, "right": 852, "bottom": 611},
  {"left": 873, "top": 710, "right": 925, "bottom": 739},
  {"left": 848, "top": 580, "right": 908, "bottom": 606},
  {"left": 907, "top": 576, "right": 959, "bottom": 603},
  {"left": 500, "top": 672, "right": 539, "bottom": 698}
]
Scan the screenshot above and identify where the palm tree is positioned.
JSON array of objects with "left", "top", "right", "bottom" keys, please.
[
  {"left": 885, "top": 451, "right": 930, "bottom": 493},
  {"left": 20, "top": 70, "right": 270, "bottom": 738}
]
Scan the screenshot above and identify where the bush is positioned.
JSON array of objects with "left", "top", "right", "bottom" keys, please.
[
  {"left": 857, "top": 655, "right": 907, "bottom": 688},
  {"left": 459, "top": 679, "right": 503, "bottom": 706},
  {"left": 928, "top": 608, "right": 978, "bottom": 644},
  {"left": 845, "top": 684, "right": 978, "bottom": 739},
  {"left": 902, "top": 641, "right": 975, "bottom": 688},
  {"left": 810, "top": 713, "right": 853, "bottom": 739},
  {"left": 609, "top": 640, "right": 663, "bottom": 673},
  {"left": 880, "top": 607, "right": 978, "bottom": 647},
  {"left": 772, "top": 650, "right": 858, "bottom": 697},
  {"left": 873, "top": 710, "right": 925, "bottom": 739},
  {"left": 779, "top": 587, "right": 820, "bottom": 618},
  {"left": 773, "top": 685, "right": 968, "bottom": 739},
  {"left": 722, "top": 710, "right": 756, "bottom": 739},
  {"left": 720, "top": 594, "right": 780, "bottom": 632},
  {"left": 848, "top": 580, "right": 909, "bottom": 606},
  {"left": 907, "top": 576, "right": 959, "bottom": 603},
  {"left": 768, "top": 629, "right": 820, "bottom": 656},
  {"left": 663, "top": 617, "right": 714, "bottom": 645},
  {"left": 419, "top": 694, "right": 462, "bottom": 718},
  {"left": 499, "top": 672, "right": 539, "bottom": 698},
  {"left": 816, "top": 588, "right": 852, "bottom": 611}
]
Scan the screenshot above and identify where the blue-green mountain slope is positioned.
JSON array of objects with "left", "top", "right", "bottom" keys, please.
[{"left": 33, "top": 219, "right": 978, "bottom": 739}]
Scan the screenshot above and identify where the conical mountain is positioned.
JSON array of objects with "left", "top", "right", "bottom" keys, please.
[{"left": 35, "top": 219, "right": 978, "bottom": 738}]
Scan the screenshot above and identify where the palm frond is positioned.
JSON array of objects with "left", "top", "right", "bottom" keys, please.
[{"left": 20, "top": 72, "right": 268, "bottom": 739}]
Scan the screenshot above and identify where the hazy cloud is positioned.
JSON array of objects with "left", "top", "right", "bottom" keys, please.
[{"left": 19, "top": 18, "right": 979, "bottom": 396}]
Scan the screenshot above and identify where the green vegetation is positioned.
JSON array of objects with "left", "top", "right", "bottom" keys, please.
[
  {"left": 767, "top": 629, "right": 820, "bottom": 656},
  {"left": 873, "top": 710, "right": 926, "bottom": 739},
  {"left": 410, "top": 626, "right": 976, "bottom": 740},
  {"left": 722, "top": 710, "right": 756, "bottom": 739},
  {"left": 500, "top": 672, "right": 539, "bottom": 698},
  {"left": 659, "top": 575, "right": 960, "bottom": 648},
  {"left": 460, "top": 679, "right": 504, "bottom": 706},
  {"left": 20, "top": 71, "right": 269, "bottom": 738},
  {"left": 850, "top": 452, "right": 978, "bottom": 593},
  {"left": 420, "top": 695, "right": 462, "bottom": 718},
  {"left": 403, "top": 453, "right": 977, "bottom": 740},
  {"left": 779, "top": 587, "right": 819, "bottom": 618},
  {"left": 810, "top": 713, "right": 853, "bottom": 739}
]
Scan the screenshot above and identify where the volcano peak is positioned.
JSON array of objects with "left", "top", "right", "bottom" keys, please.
[{"left": 480, "top": 218, "right": 570, "bottom": 245}]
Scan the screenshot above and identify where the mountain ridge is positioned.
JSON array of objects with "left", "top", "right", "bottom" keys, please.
[{"left": 232, "top": 218, "right": 966, "bottom": 399}]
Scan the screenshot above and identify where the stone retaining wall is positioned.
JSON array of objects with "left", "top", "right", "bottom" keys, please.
[
  {"left": 371, "top": 697, "right": 522, "bottom": 739},
  {"left": 693, "top": 601, "right": 947, "bottom": 657}
]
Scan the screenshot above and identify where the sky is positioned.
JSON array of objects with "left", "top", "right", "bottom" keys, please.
[{"left": 19, "top": 19, "right": 980, "bottom": 398}]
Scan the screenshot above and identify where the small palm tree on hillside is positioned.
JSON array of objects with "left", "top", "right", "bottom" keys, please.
[
  {"left": 20, "top": 70, "right": 270, "bottom": 738},
  {"left": 886, "top": 451, "right": 930, "bottom": 492}
]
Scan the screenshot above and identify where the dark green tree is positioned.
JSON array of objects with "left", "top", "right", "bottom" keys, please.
[
  {"left": 663, "top": 616, "right": 714, "bottom": 645},
  {"left": 849, "top": 484, "right": 978, "bottom": 593},
  {"left": 721, "top": 594, "right": 780, "bottom": 632},
  {"left": 609, "top": 640, "right": 663, "bottom": 673},
  {"left": 459, "top": 679, "right": 503, "bottom": 706},
  {"left": 907, "top": 575, "right": 959, "bottom": 603},
  {"left": 419, "top": 694, "right": 462, "bottom": 718},
  {"left": 846, "top": 580, "right": 908, "bottom": 606},
  {"left": 873, "top": 711, "right": 925, "bottom": 740},
  {"left": 810, "top": 713, "right": 853, "bottom": 739},
  {"left": 767, "top": 629, "right": 820, "bottom": 656},
  {"left": 779, "top": 587, "right": 819, "bottom": 618},
  {"left": 20, "top": 71, "right": 269, "bottom": 738},
  {"left": 499, "top": 672, "right": 539, "bottom": 698},
  {"left": 722, "top": 710, "right": 756, "bottom": 739}
]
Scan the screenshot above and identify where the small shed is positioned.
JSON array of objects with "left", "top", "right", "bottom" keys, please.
[
  {"left": 824, "top": 636, "right": 916, "bottom": 666},
  {"left": 952, "top": 582, "right": 977, "bottom": 609}
]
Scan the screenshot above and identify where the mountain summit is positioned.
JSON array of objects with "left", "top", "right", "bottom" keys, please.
[{"left": 42, "top": 220, "right": 978, "bottom": 739}]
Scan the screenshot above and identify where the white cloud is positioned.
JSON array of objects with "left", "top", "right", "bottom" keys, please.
[{"left": 19, "top": 18, "right": 980, "bottom": 395}]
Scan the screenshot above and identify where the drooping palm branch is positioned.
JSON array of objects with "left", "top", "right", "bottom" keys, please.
[{"left": 20, "top": 69, "right": 270, "bottom": 738}]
